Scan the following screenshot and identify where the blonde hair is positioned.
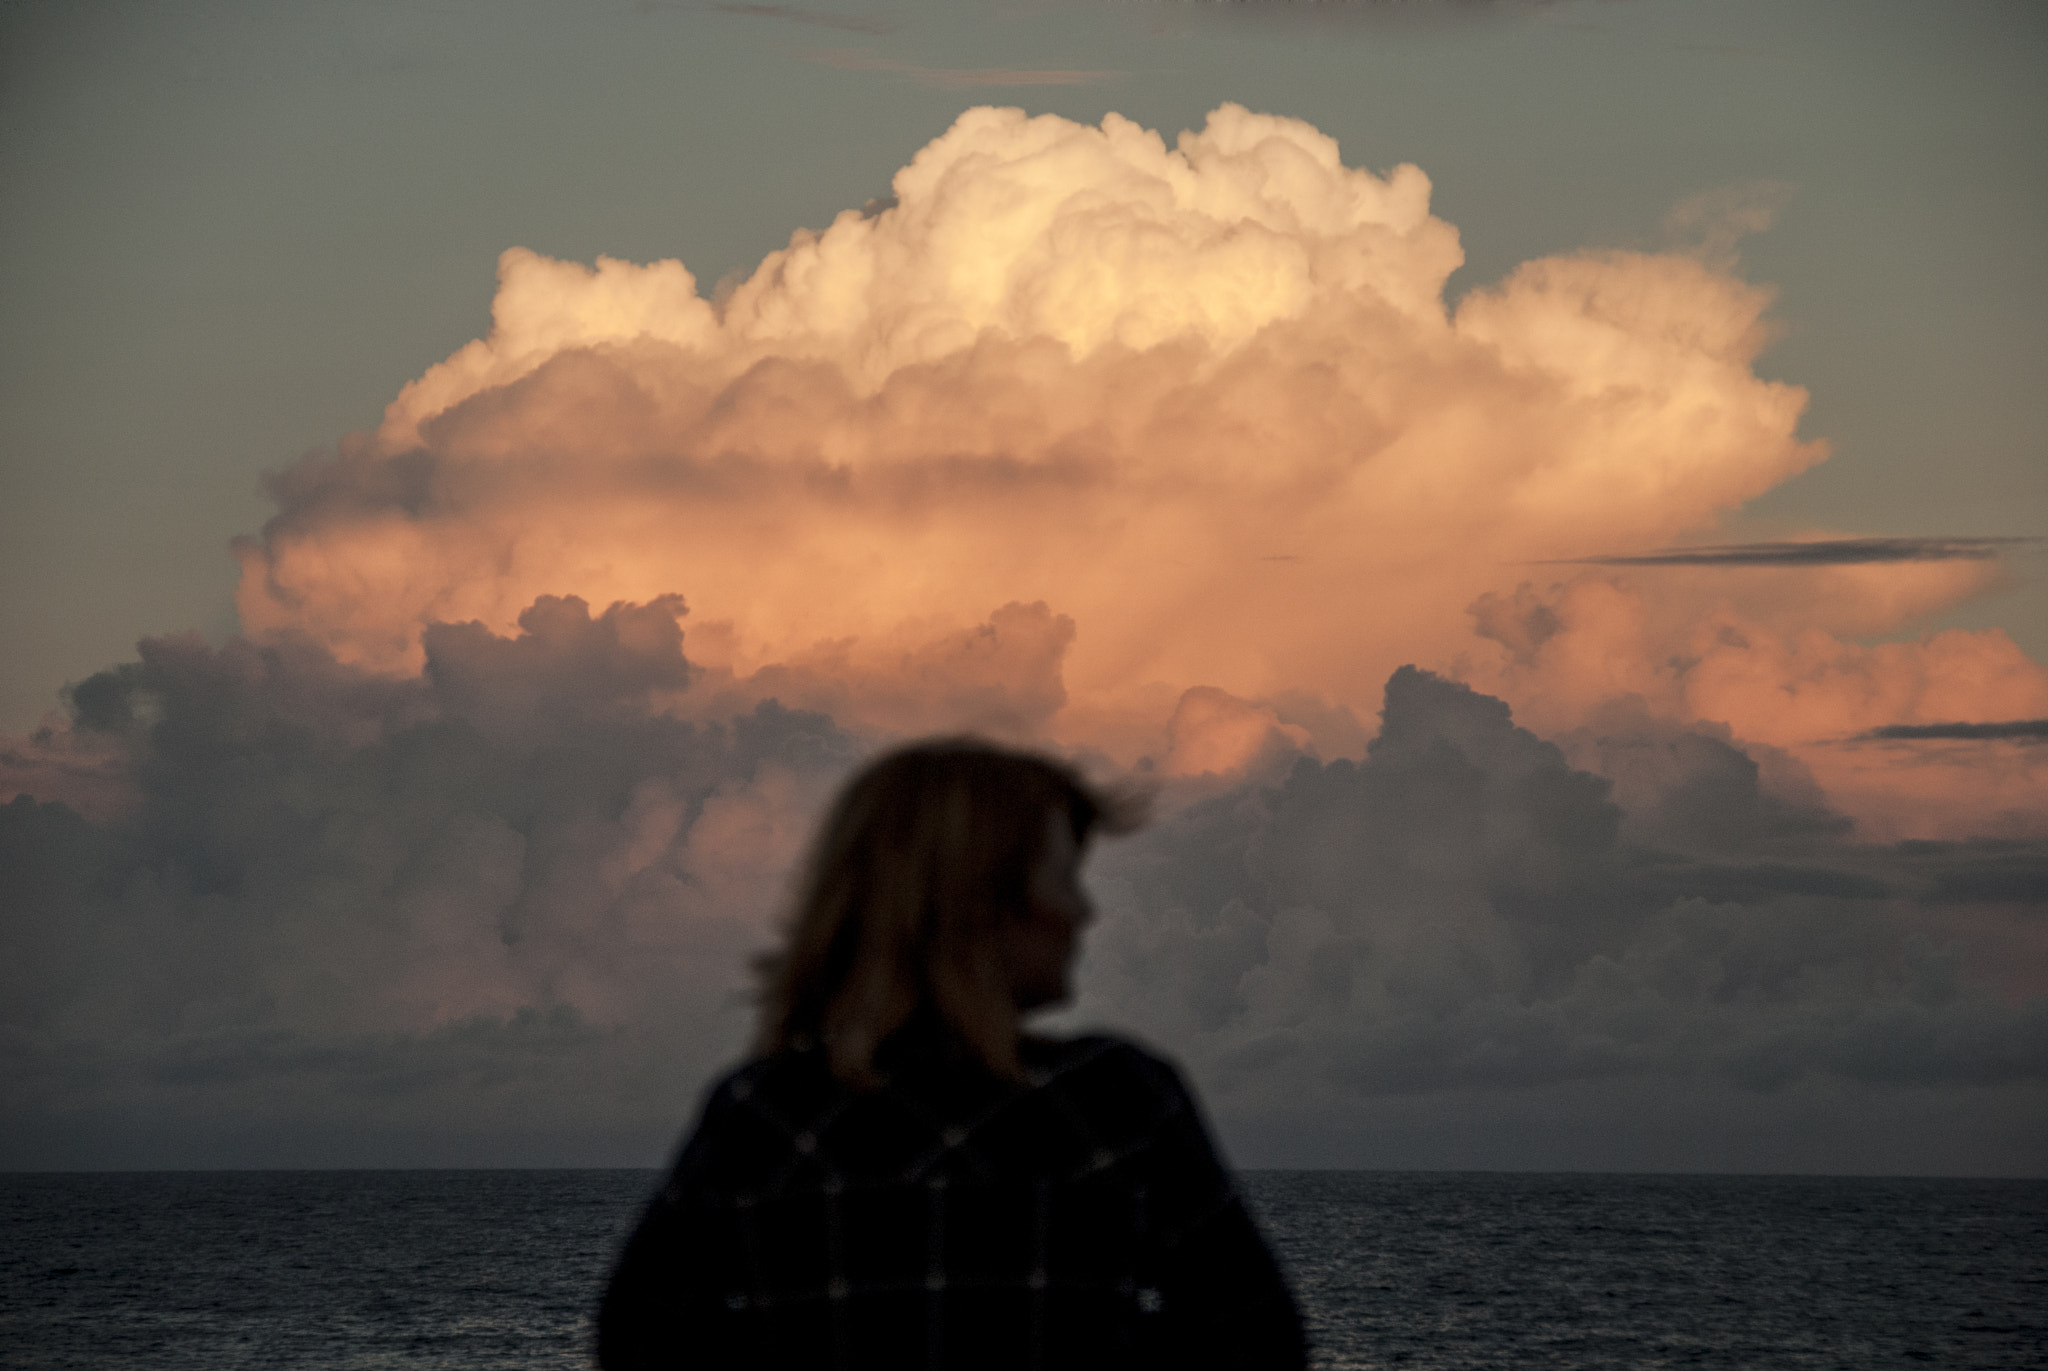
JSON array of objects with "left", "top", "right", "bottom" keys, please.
[{"left": 755, "top": 739, "right": 1141, "bottom": 1086}]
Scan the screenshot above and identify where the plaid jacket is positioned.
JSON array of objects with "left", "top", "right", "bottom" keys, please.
[{"left": 598, "top": 1033, "right": 1305, "bottom": 1370}]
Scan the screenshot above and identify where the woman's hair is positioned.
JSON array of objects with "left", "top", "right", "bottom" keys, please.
[{"left": 755, "top": 738, "right": 1142, "bottom": 1086}]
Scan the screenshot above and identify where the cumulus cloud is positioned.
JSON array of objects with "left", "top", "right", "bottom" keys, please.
[
  {"left": 221, "top": 102, "right": 2048, "bottom": 847},
  {"left": 1462, "top": 571, "right": 2048, "bottom": 840},
  {"left": 7, "top": 629, "right": 2042, "bottom": 1169},
  {"left": 6, "top": 102, "right": 2045, "bottom": 1169},
  {"left": 0, "top": 598, "right": 861, "bottom": 1165},
  {"left": 1072, "top": 668, "right": 2048, "bottom": 1168}
]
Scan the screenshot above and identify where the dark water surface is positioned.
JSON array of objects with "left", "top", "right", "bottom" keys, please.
[
  {"left": 3, "top": 1170, "right": 2042, "bottom": 1368},
  {"left": 1244, "top": 1172, "right": 2046, "bottom": 1369}
]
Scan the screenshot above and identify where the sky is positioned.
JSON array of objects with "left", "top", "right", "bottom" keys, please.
[{"left": 2, "top": 0, "right": 2044, "bottom": 1174}]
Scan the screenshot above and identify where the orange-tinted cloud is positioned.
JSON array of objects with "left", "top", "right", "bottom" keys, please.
[
  {"left": 229, "top": 103, "right": 2043, "bottom": 835},
  {"left": 1466, "top": 574, "right": 2048, "bottom": 840}
]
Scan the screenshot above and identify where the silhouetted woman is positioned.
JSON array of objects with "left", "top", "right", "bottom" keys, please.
[{"left": 598, "top": 739, "right": 1305, "bottom": 1369}]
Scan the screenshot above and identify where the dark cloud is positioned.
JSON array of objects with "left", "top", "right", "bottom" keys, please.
[
  {"left": 1071, "top": 669, "right": 2048, "bottom": 1168},
  {"left": 5, "top": 639, "right": 2043, "bottom": 1171},
  {"left": 1468, "top": 585, "right": 1562, "bottom": 665},
  {"left": 1, "top": 596, "right": 860, "bottom": 1168},
  {"left": 1553, "top": 701, "right": 1851, "bottom": 855},
  {"left": 1855, "top": 720, "right": 2048, "bottom": 743},
  {"left": 1889, "top": 839, "right": 2048, "bottom": 906},
  {"left": 1545, "top": 536, "right": 2034, "bottom": 567}
]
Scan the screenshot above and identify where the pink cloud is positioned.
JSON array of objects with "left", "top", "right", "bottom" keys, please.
[{"left": 219, "top": 103, "right": 2041, "bottom": 836}]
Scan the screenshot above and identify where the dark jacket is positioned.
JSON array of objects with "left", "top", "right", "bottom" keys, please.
[{"left": 598, "top": 1033, "right": 1306, "bottom": 1370}]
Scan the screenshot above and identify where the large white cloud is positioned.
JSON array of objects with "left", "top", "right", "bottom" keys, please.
[{"left": 226, "top": 103, "right": 2044, "bottom": 838}]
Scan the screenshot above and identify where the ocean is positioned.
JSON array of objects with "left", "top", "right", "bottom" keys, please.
[{"left": 3, "top": 1170, "right": 2042, "bottom": 1368}]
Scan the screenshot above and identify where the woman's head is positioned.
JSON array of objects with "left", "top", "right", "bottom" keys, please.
[{"left": 756, "top": 739, "right": 1141, "bottom": 1085}]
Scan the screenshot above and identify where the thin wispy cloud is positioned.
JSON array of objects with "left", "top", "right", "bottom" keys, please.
[
  {"left": 643, "top": 2, "right": 903, "bottom": 36},
  {"left": 800, "top": 47, "right": 1117, "bottom": 87},
  {"left": 1152, "top": 0, "right": 1557, "bottom": 31},
  {"left": 1160, "top": 0, "right": 1540, "bottom": 13},
  {"left": 1855, "top": 720, "right": 2048, "bottom": 743},
  {"left": 1545, "top": 536, "right": 2036, "bottom": 568},
  {"left": 1662, "top": 181, "right": 1793, "bottom": 268}
]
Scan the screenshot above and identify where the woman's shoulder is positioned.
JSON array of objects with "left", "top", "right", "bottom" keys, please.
[
  {"left": 665, "top": 1033, "right": 1219, "bottom": 1203},
  {"left": 657, "top": 1048, "right": 839, "bottom": 1194},
  {"left": 697, "top": 1033, "right": 1193, "bottom": 1110},
  {"left": 699, "top": 1043, "right": 836, "bottom": 1119},
  {"left": 1019, "top": 1032, "right": 1200, "bottom": 1123}
]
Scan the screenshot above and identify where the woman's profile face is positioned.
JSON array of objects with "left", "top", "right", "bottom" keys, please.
[{"left": 1003, "top": 811, "right": 1093, "bottom": 1014}]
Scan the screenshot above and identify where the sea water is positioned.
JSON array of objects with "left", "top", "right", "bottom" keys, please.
[{"left": 3, "top": 1170, "right": 2042, "bottom": 1368}]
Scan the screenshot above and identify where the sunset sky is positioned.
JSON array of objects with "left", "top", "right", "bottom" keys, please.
[{"left": 3, "top": 0, "right": 2044, "bottom": 1174}]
